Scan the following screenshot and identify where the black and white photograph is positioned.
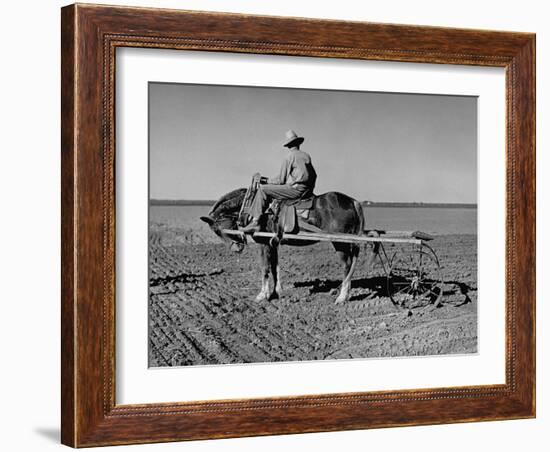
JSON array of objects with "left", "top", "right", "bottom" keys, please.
[{"left": 148, "top": 82, "right": 478, "bottom": 367}]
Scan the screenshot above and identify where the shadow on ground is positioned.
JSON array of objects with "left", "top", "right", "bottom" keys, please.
[{"left": 294, "top": 275, "right": 476, "bottom": 305}]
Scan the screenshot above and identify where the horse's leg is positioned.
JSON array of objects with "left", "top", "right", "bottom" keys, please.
[
  {"left": 256, "top": 244, "right": 271, "bottom": 302},
  {"left": 334, "top": 243, "right": 360, "bottom": 304},
  {"left": 276, "top": 265, "right": 282, "bottom": 295},
  {"left": 268, "top": 245, "right": 282, "bottom": 300}
]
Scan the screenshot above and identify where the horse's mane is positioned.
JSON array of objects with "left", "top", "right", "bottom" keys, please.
[{"left": 210, "top": 188, "right": 246, "bottom": 217}]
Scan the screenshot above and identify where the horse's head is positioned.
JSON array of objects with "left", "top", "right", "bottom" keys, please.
[{"left": 200, "top": 188, "right": 247, "bottom": 253}]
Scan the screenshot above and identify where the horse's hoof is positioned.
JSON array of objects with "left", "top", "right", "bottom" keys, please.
[
  {"left": 334, "top": 296, "right": 348, "bottom": 304},
  {"left": 268, "top": 291, "right": 280, "bottom": 301},
  {"left": 255, "top": 293, "right": 268, "bottom": 302}
]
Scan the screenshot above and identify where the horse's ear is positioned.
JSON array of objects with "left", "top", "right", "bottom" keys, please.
[{"left": 200, "top": 215, "right": 215, "bottom": 225}]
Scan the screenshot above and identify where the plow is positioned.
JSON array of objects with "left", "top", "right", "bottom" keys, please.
[{"left": 221, "top": 227, "right": 443, "bottom": 309}]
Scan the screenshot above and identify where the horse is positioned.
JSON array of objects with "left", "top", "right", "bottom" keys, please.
[{"left": 200, "top": 188, "right": 372, "bottom": 303}]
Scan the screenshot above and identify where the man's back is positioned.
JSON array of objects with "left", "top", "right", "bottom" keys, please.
[
  {"left": 270, "top": 148, "right": 317, "bottom": 190},
  {"left": 289, "top": 149, "right": 316, "bottom": 189}
]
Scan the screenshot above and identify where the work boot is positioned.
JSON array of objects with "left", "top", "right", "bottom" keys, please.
[{"left": 240, "top": 218, "right": 260, "bottom": 234}]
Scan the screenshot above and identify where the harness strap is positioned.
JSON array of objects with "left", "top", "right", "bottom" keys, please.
[{"left": 237, "top": 176, "right": 259, "bottom": 227}]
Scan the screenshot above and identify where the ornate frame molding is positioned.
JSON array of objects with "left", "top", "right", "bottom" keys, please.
[{"left": 61, "top": 4, "right": 535, "bottom": 447}]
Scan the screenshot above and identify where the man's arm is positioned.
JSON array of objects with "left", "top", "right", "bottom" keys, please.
[{"left": 268, "top": 153, "right": 291, "bottom": 185}]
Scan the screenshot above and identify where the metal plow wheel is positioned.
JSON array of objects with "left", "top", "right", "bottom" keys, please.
[{"left": 387, "top": 243, "right": 443, "bottom": 309}]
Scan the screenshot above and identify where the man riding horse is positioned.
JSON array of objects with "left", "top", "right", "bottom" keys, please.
[
  {"left": 201, "top": 129, "right": 369, "bottom": 303},
  {"left": 240, "top": 129, "right": 317, "bottom": 234}
]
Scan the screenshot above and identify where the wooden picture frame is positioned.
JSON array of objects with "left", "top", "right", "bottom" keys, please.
[{"left": 61, "top": 3, "right": 535, "bottom": 447}]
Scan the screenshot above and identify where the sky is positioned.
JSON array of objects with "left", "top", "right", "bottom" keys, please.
[{"left": 149, "top": 82, "right": 477, "bottom": 203}]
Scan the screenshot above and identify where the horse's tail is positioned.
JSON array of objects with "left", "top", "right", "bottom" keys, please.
[
  {"left": 353, "top": 199, "right": 365, "bottom": 236},
  {"left": 353, "top": 199, "right": 378, "bottom": 257},
  {"left": 336, "top": 199, "right": 365, "bottom": 287},
  {"left": 354, "top": 199, "right": 381, "bottom": 262}
]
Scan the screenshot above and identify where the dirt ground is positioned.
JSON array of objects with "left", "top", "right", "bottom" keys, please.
[{"left": 149, "top": 229, "right": 477, "bottom": 367}]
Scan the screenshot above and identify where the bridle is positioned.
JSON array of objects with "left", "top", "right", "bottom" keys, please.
[{"left": 212, "top": 212, "right": 246, "bottom": 246}]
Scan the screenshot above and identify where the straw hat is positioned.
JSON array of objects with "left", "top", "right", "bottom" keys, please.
[{"left": 283, "top": 129, "right": 305, "bottom": 148}]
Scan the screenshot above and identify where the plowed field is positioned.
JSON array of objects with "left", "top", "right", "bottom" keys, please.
[{"left": 149, "top": 226, "right": 477, "bottom": 367}]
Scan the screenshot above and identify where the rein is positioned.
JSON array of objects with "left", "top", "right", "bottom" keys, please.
[{"left": 237, "top": 176, "right": 260, "bottom": 227}]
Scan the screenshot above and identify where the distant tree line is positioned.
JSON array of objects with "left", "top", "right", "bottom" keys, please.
[
  {"left": 361, "top": 201, "right": 477, "bottom": 208},
  {"left": 150, "top": 199, "right": 216, "bottom": 206},
  {"left": 150, "top": 199, "right": 477, "bottom": 208}
]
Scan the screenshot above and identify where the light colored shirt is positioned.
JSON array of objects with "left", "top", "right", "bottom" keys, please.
[{"left": 268, "top": 149, "right": 317, "bottom": 189}]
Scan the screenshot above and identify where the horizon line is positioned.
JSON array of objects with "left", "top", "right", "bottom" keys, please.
[{"left": 150, "top": 199, "right": 478, "bottom": 208}]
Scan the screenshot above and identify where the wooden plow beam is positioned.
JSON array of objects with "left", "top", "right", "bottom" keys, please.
[{"left": 221, "top": 229, "right": 432, "bottom": 245}]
